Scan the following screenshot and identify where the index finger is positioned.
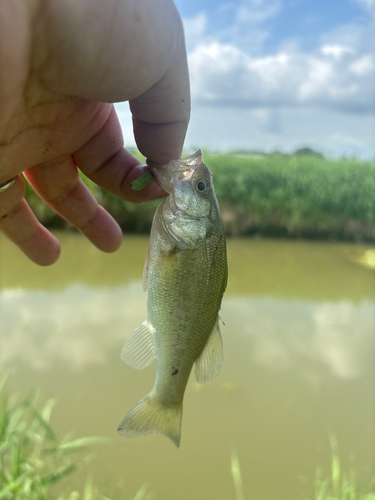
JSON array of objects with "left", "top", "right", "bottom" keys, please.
[{"left": 73, "top": 106, "right": 168, "bottom": 203}]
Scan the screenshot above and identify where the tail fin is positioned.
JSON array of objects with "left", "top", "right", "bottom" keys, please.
[{"left": 117, "top": 392, "right": 183, "bottom": 448}]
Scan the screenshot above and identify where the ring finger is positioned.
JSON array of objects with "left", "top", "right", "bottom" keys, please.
[{"left": 24, "top": 155, "right": 123, "bottom": 254}]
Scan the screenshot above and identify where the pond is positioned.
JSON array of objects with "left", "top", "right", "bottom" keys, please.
[{"left": 0, "top": 233, "right": 374, "bottom": 499}]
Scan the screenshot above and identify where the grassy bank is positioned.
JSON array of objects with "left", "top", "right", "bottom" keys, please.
[
  {"left": 3, "top": 374, "right": 373, "bottom": 500},
  {"left": 209, "top": 152, "right": 375, "bottom": 240},
  {"left": 0, "top": 374, "right": 151, "bottom": 500},
  {"left": 0, "top": 373, "right": 109, "bottom": 499},
  {"left": 24, "top": 151, "right": 375, "bottom": 242}
]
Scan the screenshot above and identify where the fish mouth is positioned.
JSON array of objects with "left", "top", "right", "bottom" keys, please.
[{"left": 147, "top": 150, "right": 204, "bottom": 194}]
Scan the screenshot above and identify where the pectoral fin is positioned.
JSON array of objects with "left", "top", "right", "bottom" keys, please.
[
  {"left": 195, "top": 317, "right": 223, "bottom": 383},
  {"left": 121, "top": 320, "right": 156, "bottom": 369}
]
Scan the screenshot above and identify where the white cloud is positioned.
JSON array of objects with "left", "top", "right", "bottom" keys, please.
[
  {"left": 181, "top": 3, "right": 375, "bottom": 121},
  {"left": 182, "top": 0, "right": 281, "bottom": 55},
  {"left": 217, "top": 1, "right": 279, "bottom": 54},
  {"left": 184, "top": 105, "right": 375, "bottom": 157},
  {"left": 235, "top": 0, "right": 281, "bottom": 24},
  {"left": 222, "top": 297, "right": 374, "bottom": 381},
  {"left": 349, "top": 54, "right": 375, "bottom": 75},
  {"left": 0, "top": 283, "right": 145, "bottom": 371},
  {"left": 182, "top": 12, "right": 208, "bottom": 53},
  {"left": 320, "top": 44, "right": 354, "bottom": 60},
  {"left": 115, "top": 6, "right": 375, "bottom": 157},
  {"left": 354, "top": 0, "right": 375, "bottom": 15},
  {"left": 188, "top": 39, "right": 375, "bottom": 114},
  {"left": 2, "top": 284, "right": 373, "bottom": 383}
]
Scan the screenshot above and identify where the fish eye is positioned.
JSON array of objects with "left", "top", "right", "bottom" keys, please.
[{"left": 195, "top": 179, "right": 210, "bottom": 194}]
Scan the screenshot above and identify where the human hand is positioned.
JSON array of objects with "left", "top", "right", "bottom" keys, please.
[{"left": 0, "top": 0, "right": 190, "bottom": 265}]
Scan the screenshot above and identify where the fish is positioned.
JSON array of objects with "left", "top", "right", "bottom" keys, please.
[{"left": 117, "top": 150, "right": 228, "bottom": 447}]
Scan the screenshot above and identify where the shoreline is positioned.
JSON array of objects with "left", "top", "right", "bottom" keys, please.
[{"left": 23, "top": 151, "right": 375, "bottom": 243}]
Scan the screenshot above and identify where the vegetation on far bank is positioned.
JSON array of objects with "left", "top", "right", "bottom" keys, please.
[
  {"left": 209, "top": 152, "right": 375, "bottom": 241},
  {"left": 24, "top": 149, "right": 375, "bottom": 242}
]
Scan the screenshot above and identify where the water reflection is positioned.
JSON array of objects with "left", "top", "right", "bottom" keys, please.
[
  {"left": 0, "top": 283, "right": 144, "bottom": 370},
  {"left": 226, "top": 297, "right": 374, "bottom": 381},
  {"left": 1, "top": 284, "right": 373, "bottom": 383},
  {"left": 1, "top": 235, "right": 374, "bottom": 500}
]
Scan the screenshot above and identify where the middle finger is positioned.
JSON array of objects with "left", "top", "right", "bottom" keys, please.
[{"left": 24, "top": 155, "right": 123, "bottom": 253}]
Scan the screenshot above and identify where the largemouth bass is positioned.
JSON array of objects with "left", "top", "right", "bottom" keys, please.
[{"left": 118, "top": 150, "right": 227, "bottom": 447}]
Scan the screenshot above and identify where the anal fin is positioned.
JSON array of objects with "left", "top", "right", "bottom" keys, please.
[
  {"left": 195, "top": 317, "right": 223, "bottom": 383},
  {"left": 121, "top": 320, "right": 156, "bottom": 369}
]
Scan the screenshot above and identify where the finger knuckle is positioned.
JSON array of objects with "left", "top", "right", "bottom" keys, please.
[
  {"left": 0, "top": 202, "right": 22, "bottom": 222},
  {"left": 0, "top": 182, "right": 25, "bottom": 219},
  {"left": 47, "top": 179, "right": 81, "bottom": 206}
]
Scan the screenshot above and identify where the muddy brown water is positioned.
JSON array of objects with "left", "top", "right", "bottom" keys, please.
[{"left": 1, "top": 233, "right": 374, "bottom": 499}]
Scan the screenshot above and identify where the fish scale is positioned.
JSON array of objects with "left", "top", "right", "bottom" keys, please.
[{"left": 118, "top": 150, "right": 228, "bottom": 447}]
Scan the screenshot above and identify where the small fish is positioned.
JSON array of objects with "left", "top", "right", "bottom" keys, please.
[{"left": 118, "top": 150, "right": 228, "bottom": 447}]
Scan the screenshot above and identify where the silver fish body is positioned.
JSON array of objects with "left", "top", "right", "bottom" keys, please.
[{"left": 118, "top": 150, "right": 227, "bottom": 447}]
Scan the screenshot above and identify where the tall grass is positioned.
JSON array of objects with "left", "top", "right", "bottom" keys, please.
[
  {"left": 230, "top": 437, "right": 375, "bottom": 500},
  {"left": 207, "top": 153, "right": 375, "bottom": 239},
  {"left": 313, "top": 435, "right": 375, "bottom": 500},
  {"left": 208, "top": 154, "right": 375, "bottom": 223},
  {"left": 230, "top": 449, "right": 244, "bottom": 500},
  {"left": 23, "top": 151, "right": 375, "bottom": 241},
  {"left": 0, "top": 374, "right": 152, "bottom": 500}
]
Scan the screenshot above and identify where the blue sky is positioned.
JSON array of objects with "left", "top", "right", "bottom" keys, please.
[
  {"left": 175, "top": 0, "right": 368, "bottom": 51},
  {"left": 116, "top": 0, "right": 375, "bottom": 157}
]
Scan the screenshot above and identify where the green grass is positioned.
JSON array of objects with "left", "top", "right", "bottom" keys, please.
[
  {"left": 206, "top": 152, "right": 375, "bottom": 239},
  {"left": 230, "top": 449, "right": 244, "bottom": 500},
  {"left": 0, "top": 374, "right": 152, "bottom": 500},
  {"left": 230, "top": 436, "right": 375, "bottom": 500},
  {"left": 1, "top": 371, "right": 373, "bottom": 500},
  {"left": 23, "top": 151, "right": 375, "bottom": 241},
  {"left": 312, "top": 435, "right": 375, "bottom": 500}
]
